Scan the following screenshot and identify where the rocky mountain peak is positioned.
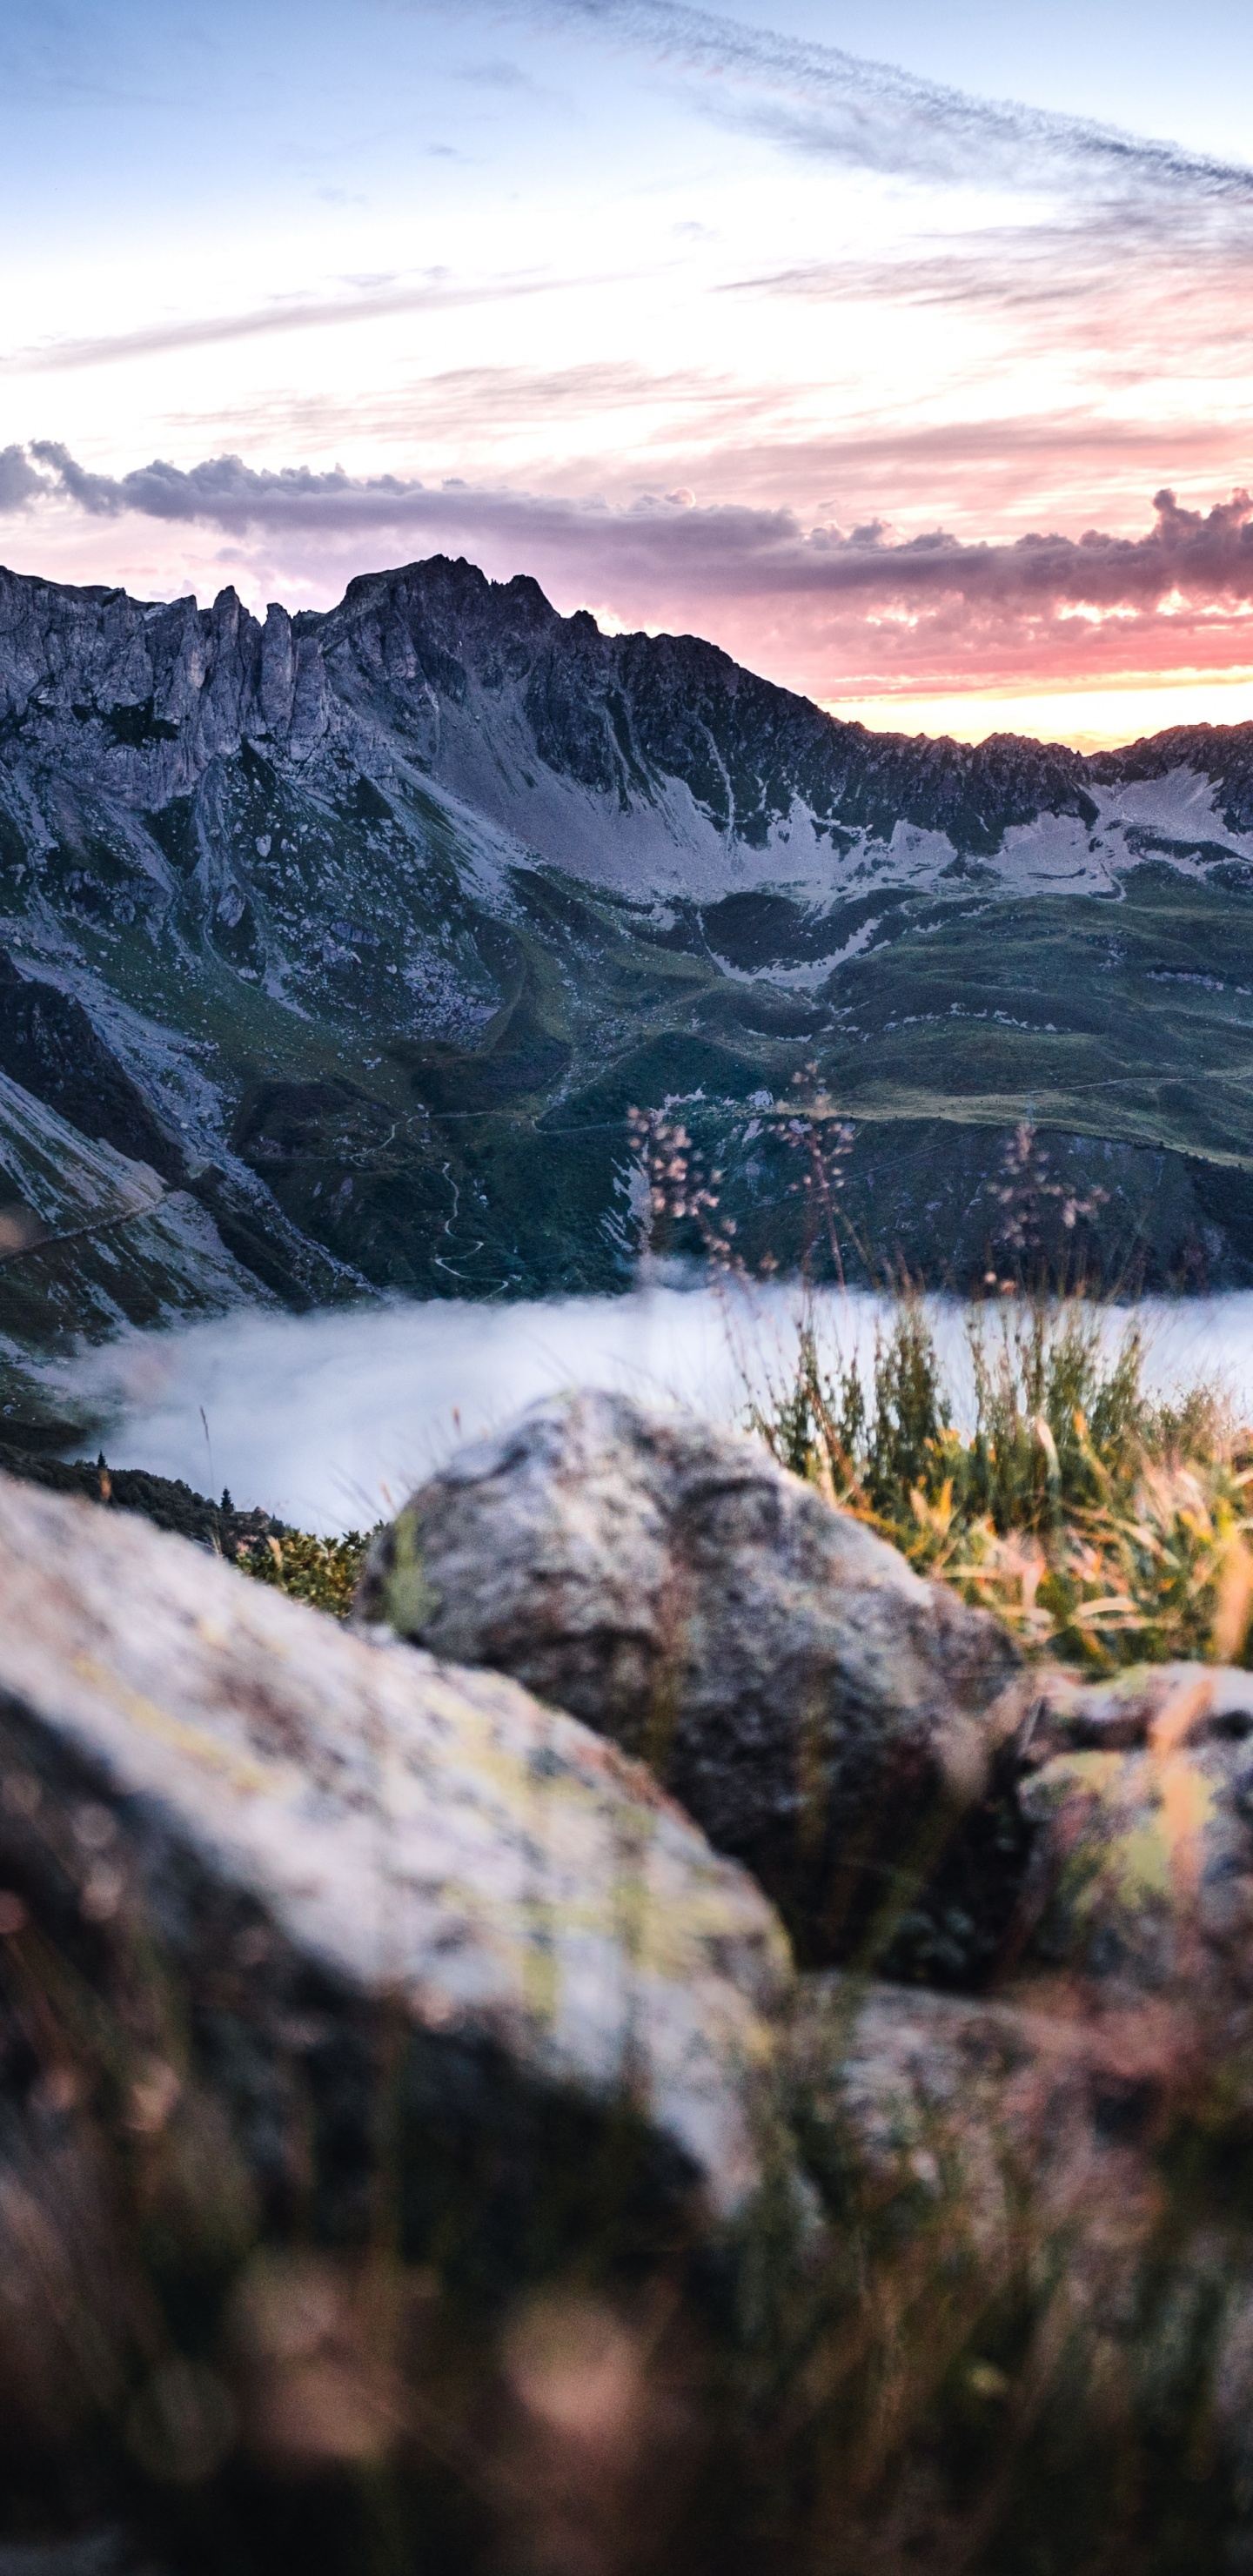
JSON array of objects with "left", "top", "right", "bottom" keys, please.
[{"left": 0, "top": 548, "right": 1243, "bottom": 862}]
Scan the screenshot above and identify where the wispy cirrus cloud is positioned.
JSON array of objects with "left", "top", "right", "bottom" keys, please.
[
  {"left": 499, "top": 0, "right": 1253, "bottom": 200},
  {"left": 5, "top": 5, "right": 1253, "bottom": 742},
  {"left": 734, "top": 207, "right": 1253, "bottom": 327},
  {"left": 155, "top": 359, "right": 1253, "bottom": 556},
  {"left": 729, "top": 200, "right": 1253, "bottom": 397},
  {"left": 5, "top": 267, "right": 598, "bottom": 373}
]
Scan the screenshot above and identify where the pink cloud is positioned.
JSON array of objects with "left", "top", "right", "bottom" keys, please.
[
  {"left": 13, "top": 445, "right": 1253, "bottom": 700},
  {"left": 19, "top": 443, "right": 1253, "bottom": 604}
]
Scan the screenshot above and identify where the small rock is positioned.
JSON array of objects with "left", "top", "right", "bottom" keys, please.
[{"left": 1009, "top": 1660, "right": 1253, "bottom": 2020}]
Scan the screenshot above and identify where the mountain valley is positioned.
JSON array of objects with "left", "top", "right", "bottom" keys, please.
[{"left": 3, "top": 549, "right": 1253, "bottom": 1430}]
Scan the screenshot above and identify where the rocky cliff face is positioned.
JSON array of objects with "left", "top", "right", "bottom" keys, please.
[
  {"left": 0, "top": 554, "right": 1102, "bottom": 863},
  {"left": 8, "top": 552, "right": 1253, "bottom": 887},
  {"left": 3, "top": 551, "right": 1253, "bottom": 1373}
]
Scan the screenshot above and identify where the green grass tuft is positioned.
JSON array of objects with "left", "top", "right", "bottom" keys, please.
[
  {"left": 750, "top": 1293, "right": 1253, "bottom": 1671},
  {"left": 232, "top": 1525, "right": 379, "bottom": 1619}
]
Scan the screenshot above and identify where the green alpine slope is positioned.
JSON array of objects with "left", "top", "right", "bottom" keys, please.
[{"left": 3, "top": 551, "right": 1253, "bottom": 1385}]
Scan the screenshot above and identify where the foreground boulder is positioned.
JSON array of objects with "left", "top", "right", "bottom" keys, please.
[
  {"left": 356, "top": 1392, "right": 1022, "bottom": 1964},
  {"left": 12, "top": 1455, "right": 1253, "bottom": 2570},
  {"left": 776, "top": 1665, "right": 1253, "bottom": 2566},
  {"left": 0, "top": 1469, "right": 795, "bottom": 2569}
]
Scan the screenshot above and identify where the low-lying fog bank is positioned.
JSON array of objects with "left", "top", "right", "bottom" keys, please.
[{"left": 40, "top": 1282, "right": 1253, "bottom": 1534}]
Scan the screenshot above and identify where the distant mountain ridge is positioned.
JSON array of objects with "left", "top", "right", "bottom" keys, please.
[
  {"left": 8, "top": 551, "right": 1253, "bottom": 876},
  {"left": 3, "top": 550, "right": 1253, "bottom": 1414}
]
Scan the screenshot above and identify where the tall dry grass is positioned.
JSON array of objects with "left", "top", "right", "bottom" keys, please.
[
  {"left": 625, "top": 1094, "right": 1253, "bottom": 1674},
  {"left": 750, "top": 1295, "right": 1253, "bottom": 1671}
]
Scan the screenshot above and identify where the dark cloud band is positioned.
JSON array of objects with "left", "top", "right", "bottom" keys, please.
[{"left": 14, "top": 445, "right": 1253, "bottom": 623}]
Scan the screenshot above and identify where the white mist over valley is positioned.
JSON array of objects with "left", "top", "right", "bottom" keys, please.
[{"left": 46, "top": 1284, "right": 1253, "bottom": 1533}]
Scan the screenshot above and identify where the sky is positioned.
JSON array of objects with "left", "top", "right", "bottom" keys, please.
[{"left": 3, "top": 0, "right": 1253, "bottom": 748}]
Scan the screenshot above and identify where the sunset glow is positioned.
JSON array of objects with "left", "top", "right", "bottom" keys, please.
[
  {"left": 4, "top": 0, "right": 1253, "bottom": 743},
  {"left": 825, "top": 675, "right": 1253, "bottom": 753}
]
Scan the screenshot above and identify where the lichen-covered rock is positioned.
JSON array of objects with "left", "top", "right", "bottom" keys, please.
[
  {"left": 1008, "top": 1660, "right": 1253, "bottom": 2021},
  {"left": 356, "top": 1392, "right": 1022, "bottom": 1963},
  {"left": 0, "top": 1467, "right": 792, "bottom": 2223},
  {"left": 0, "top": 1467, "right": 800, "bottom": 2564},
  {"left": 9, "top": 1465, "right": 1253, "bottom": 2570}
]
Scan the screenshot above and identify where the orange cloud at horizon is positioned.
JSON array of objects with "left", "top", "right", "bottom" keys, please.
[{"left": 821, "top": 674, "right": 1253, "bottom": 752}]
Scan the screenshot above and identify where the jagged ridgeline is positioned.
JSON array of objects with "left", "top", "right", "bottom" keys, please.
[{"left": 3, "top": 550, "right": 1253, "bottom": 1385}]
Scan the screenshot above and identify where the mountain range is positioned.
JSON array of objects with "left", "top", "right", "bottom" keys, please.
[{"left": 3, "top": 549, "right": 1253, "bottom": 1432}]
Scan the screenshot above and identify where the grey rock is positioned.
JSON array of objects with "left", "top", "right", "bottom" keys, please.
[
  {"left": 0, "top": 949, "right": 184, "bottom": 1184},
  {"left": 0, "top": 550, "right": 1239, "bottom": 945},
  {"left": 0, "top": 1466, "right": 792, "bottom": 2227},
  {"left": 3, "top": 550, "right": 1253, "bottom": 1327},
  {"left": 7, "top": 1465, "right": 1253, "bottom": 2568},
  {"left": 356, "top": 1391, "right": 1022, "bottom": 1963},
  {"left": 0, "top": 1465, "right": 802, "bottom": 2563},
  {"left": 0, "top": 555, "right": 1104, "bottom": 862},
  {"left": 1007, "top": 1659, "right": 1253, "bottom": 2016},
  {"left": 0, "top": 1065, "right": 269, "bottom": 1353}
]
